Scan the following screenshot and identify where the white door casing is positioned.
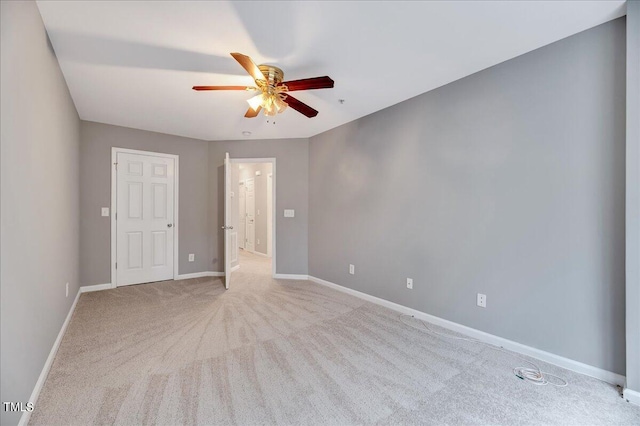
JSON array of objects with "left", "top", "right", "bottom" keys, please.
[
  {"left": 245, "top": 177, "right": 256, "bottom": 253},
  {"left": 267, "top": 173, "right": 273, "bottom": 258},
  {"left": 114, "top": 150, "right": 176, "bottom": 287},
  {"left": 230, "top": 185, "right": 238, "bottom": 265},
  {"left": 223, "top": 152, "right": 232, "bottom": 289}
]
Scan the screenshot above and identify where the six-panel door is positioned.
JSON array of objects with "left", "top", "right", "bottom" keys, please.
[{"left": 116, "top": 152, "right": 175, "bottom": 286}]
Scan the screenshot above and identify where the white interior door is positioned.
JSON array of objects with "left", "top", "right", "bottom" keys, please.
[
  {"left": 116, "top": 152, "right": 175, "bottom": 286},
  {"left": 239, "top": 181, "right": 246, "bottom": 250},
  {"left": 224, "top": 152, "right": 232, "bottom": 289},
  {"left": 245, "top": 177, "right": 256, "bottom": 253},
  {"left": 267, "top": 173, "right": 273, "bottom": 257}
]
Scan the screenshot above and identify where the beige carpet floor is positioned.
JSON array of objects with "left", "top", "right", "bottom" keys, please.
[{"left": 31, "top": 250, "right": 640, "bottom": 425}]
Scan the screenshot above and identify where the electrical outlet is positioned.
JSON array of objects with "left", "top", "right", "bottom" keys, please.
[
  {"left": 66, "top": 282, "right": 69, "bottom": 298},
  {"left": 188, "top": 254, "right": 195, "bottom": 262},
  {"left": 349, "top": 264, "right": 355, "bottom": 275},
  {"left": 477, "top": 293, "right": 487, "bottom": 308},
  {"left": 406, "top": 278, "right": 413, "bottom": 289}
]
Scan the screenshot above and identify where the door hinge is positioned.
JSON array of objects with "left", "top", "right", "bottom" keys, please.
[
  {"left": 114, "top": 162, "right": 118, "bottom": 170},
  {"left": 115, "top": 262, "right": 117, "bottom": 269},
  {"left": 115, "top": 212, "right": 117, "bottom": 220}
]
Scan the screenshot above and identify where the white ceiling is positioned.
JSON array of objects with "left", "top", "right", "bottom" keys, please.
[{"left": 36, "top": 1, "right": 626, "bottom": 141}]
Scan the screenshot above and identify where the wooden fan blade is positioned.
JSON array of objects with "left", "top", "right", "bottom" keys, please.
[
  {"left": 279, "top": 76, "right": 334, "bottom": 91},
  {"left": 192, "top": 86, "right": 250, "bottom": 91},
  {"left": 244, "top": 106, "right": 262, "bottom": 118},
  {"left": 231, "top": 52, "right": 265, "bottom": 83},
  {"left": 283, "top": 94, "right": 318, "bottom": 118}
]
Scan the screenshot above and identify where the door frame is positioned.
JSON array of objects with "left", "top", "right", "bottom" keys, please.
[
  {"left": 267, "top": 172, "right": 273, "bottom": 258},
  {"left": 111, "top": 147, "right": 180, "bottom": 288},
  {"left": 230, "top": 157, "right": 276, "bottom": 278},
  {"left": 238, "top": 180, "right": 246, "bottom": 250}
]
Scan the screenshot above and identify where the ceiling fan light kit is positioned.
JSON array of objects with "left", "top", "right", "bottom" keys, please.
[
  {"left": 193, "top": 52, "right": 334, "bottom": 119},
  {"left": 246, "top": 64, "right": 288, "bottom": 117}
]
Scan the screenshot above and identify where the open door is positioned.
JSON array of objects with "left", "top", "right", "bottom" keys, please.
[{"left": 223, "top": 152, "right": 233, "bottom": 289}]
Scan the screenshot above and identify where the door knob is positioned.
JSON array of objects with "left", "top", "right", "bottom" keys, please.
[
  {"left": 167, "top": 223, "right": 173, "bottom": 228},
  {"left": 221, "top": 225, "right": 234, "bottom": 230}
]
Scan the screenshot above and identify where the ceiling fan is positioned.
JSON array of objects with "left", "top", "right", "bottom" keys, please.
[{"left": 193, "top": 52, "right": 334, "bottom": 118}]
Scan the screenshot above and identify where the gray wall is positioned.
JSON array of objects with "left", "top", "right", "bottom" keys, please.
[
  {"left": 80, "top": 125, "right": 307, "bottom": 283},
  {"left": 239, "top": 163, "right": 273, "bottom": 256},
  {"left": 627, "top": 1, "right": 640, "bottom": 395},
  {"left": 309, "top": 19, "right": 626, "bottom": 374},
  {"left": 0, "top": 1, "right": 81, "bottom": 425},
  {"left": 209, "top": 140, "right": 308, "bottom": 274},
  {"left": 80, "top": 121, "right": 210, "bottom": 285}
]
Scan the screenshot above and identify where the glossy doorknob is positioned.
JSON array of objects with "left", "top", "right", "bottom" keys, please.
[{"left": 167, "top": 223, "right": 173, "bottom": 228}]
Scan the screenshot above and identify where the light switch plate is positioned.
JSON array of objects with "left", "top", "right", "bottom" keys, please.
[
  {"left": 188, "top": 254, "right": 195, "bottom": 262},
  {"left": 101, "top": 207, "right": 109, "bottom": 217},
  {"left": 284, "top": 209, "right": 295, "bottom": 218}
]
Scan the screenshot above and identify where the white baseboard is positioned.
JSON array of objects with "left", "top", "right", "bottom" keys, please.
[
  {"left": 176, "top": 271, "right": 223, "bottom": 280},
  {"left": 624, "top": 388, "right": 640, "bottom": 406},
  {"left": 80, "top": 283, "right": 113, "bottom": 292},
  {"left": 252, "top": 250, "right": 271, "bottom": 258},
  {"left": 82, "top": 273, "right": 225, "bottom": 289},
  {"left": 307, "top": 275, "right": 625, "bottom": 387},
  {"left": 19, "top": 288, "right": 82, "bottom": 426},
  {"left": 274, "top": 274, "right": 309, "bottom": 280},
  {"left": 230, "top": 265, "right": 240, "bottom": 272}
]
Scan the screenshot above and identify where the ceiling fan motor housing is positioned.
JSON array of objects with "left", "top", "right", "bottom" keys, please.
[{"left": 258, "top": 65, "right": 284, "bottom": 85}]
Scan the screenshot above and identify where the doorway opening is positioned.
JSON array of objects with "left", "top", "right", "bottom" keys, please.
[{"left": 229, "top": 158, "right": 275, "bottom": 279}]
